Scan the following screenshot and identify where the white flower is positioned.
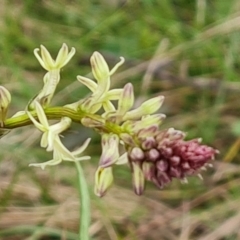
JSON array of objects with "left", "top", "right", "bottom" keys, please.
[
  {"left": 29, "top": 136, "right": 91, "bottom": 169},
  {"left": 77, "top": 52, "right": 125, "bottom": 113},
  {"left": 30, "top": 44, "right": 76, "bottom": 109},
  {"left": 94, "top": 133, "right": 128, "bottom": 197},
  {"left": 34, "top": 43, "right": 76, "bottom": 71},
  {"left": 98, "top": 133, "right": 120, "bottom": 167},
  {"left": 27, "top": 101, "right": 91, "bottom": 169}
]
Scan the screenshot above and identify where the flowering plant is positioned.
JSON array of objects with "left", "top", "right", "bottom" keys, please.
[{"left": 0, "top": 44, "right": 218, "bottom": 239}]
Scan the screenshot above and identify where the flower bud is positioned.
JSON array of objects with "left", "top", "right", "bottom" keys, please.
[
  {"left": 132, "top": 162, "right": 145, "bottom": 195},
  {"left": 141, "top": 137, "right": 157, "bottom": 150},
  {"left": 99, "top": 134, "right": 119, "bottom": 167},
  {"left": 133, "top": 114, "right": 166, "bottom": 132},
  {"left": 90, "top": 52, "right": 110, "bottom": 82},
  {"left": 138, "top": 125, "right": 158, "bottom": 138},
  {"left": 117, "top": 83, "right": 134, "bottom": 116},
  {"left": 142, "top": 162, "right": 155, "bottom": 181},
  {"left": 0, "top": 86, "right": 11, "bottom": 127},
  {"left": 81, "top": 116, "right": 105, "bottom": 128},
  {"left": 123, "top": 96, "right": 164, "bottom": 121},
  {"left": 129, "top": 147, "right": 145, "bottom": 161},
  {"left": 156, "top": 159, "right": 169, "bottom": 172},
  {"left": 146, "top": 148, "right": 160, "bottom": 161},
  {"left": 119, "top": 133, "right": 135, "bottom": 146},
  {"left": 94, "top": 167, "right": 113, "bottom": 197}
]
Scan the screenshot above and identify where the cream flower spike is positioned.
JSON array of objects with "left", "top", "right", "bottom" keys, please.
[{"left": 34, "top": 43, "right": 76, "bottom": 71}]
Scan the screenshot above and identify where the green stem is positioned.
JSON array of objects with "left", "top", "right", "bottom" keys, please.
[
  {"left": 3, "top": 106, "right": 123, "bottom": 134},
  {"left": 75, "top": 161, "right": 90, "bottom": 240}
]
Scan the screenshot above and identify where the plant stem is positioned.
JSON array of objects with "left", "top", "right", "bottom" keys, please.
[
  {"left": 3, "top": 106, "right": 123, "bottom": 134},
  {"left": 75, "top": 161, "right": 90, "bottom": 240}
]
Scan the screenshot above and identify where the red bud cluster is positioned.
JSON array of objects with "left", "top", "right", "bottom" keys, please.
[{"left": 128, "top": 128, "right": 218, "bottom": 193}]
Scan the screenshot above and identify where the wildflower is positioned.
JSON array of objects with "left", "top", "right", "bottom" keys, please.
[
  {"left": 34, "top": 43, "right": 76, "bottom": 71},
  {"left": 0, "top": 86, "right": 11, "bottom": 127},
  {"left": 99, "top": 133, "right": 120, "bottom": 167},
  {"left": 27, "top": 101, "right": 90, "bottom": 169},
  {"left": 30, "top": 44, "right": 76, "bottom": 109},
  {"left": 77, "top": 52, "right": 125, "bottom": 113},
  {"left": 117, "top": 83, "right": 134, "bottom": 117},
  {"left": 132, "top": 161, "right": 145, "bottom": 195},
  {"left": 94, "top": 134, "right": 128, "bottom": 196},
  {"left": 94, "top": 166, "right": 113, "bottom": 197}
]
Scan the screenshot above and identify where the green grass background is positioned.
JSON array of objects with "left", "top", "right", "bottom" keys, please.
[{"left": 1, "top": 0, "right": 240, "bottom": 239}]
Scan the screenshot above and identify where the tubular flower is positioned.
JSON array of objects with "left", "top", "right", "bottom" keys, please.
[
  {"left": 34, "top": 43, "right": 76, "bottom": 71},
  {"left": 77, "top": 52, "right": 125, "bottom": 113},
  {"left": 99, "top": 133, "right": 120, "bottom": 167},
  {"left": 94, "top": 133, "right": 128, "bottom": 196},
  {"left": 30, "top": 44, "right": 76, "bottom": 109},
  {"left": 94, "top": 166, "right": 114, "bottom": 197},
  {"left": 27, "top": 101, "right": 91, "bottom": 169}
]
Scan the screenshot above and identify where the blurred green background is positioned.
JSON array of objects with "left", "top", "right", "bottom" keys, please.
[{"left": 1, "top": 0, "right": 240, "bottom": 239}]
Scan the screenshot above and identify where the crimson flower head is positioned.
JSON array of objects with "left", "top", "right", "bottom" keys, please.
[{"left": 129, "top": 128, "right": 218, "bottom": 193}]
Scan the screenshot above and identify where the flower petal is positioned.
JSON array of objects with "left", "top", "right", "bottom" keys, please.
[
  {"left": 26, "top": 111, "right": 47, "bottom": 132},
  {"left": 50, "top": 117, "right": 72, "bottom": 135},
  {"left": 115, "top": 152, "right": 128, "bottom": 165},
  {"left": 102, "top": 101, "right": 116, "bottom": 112},
  {"left": 40, "top": 45, "right": 55, "bottom": 70},
  {"left": 34, "top": 101, "right": 49, "bottom": 128},
  {"left": 40, "top": 132, "right": 48, "bottom": 148},
  {"left": 55, "top": 43, "right": 69, "bottom": 67},
  {"left": 53, "top": 136, "right": 76, "bottom": 161},
  {"left": 72, "top": 138, "right": 91, "bottom": 156},
  {"left": 109, "top": 57, "right": 125, "bottom": 76},
  {"left": 29, "top": 158, "right": 62, "bottom": 170},
  {"left": 34, "top": 48, "right": 47, "bottom": 70},
  {"left": 77, "top": 75, "right": 98, "bottom": 92},
  {"left": 60, "top": 46, "right": 76, "bottom": 67},
  {"left": 105, "top": 89, "right": 123, "bottom": 100}
]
